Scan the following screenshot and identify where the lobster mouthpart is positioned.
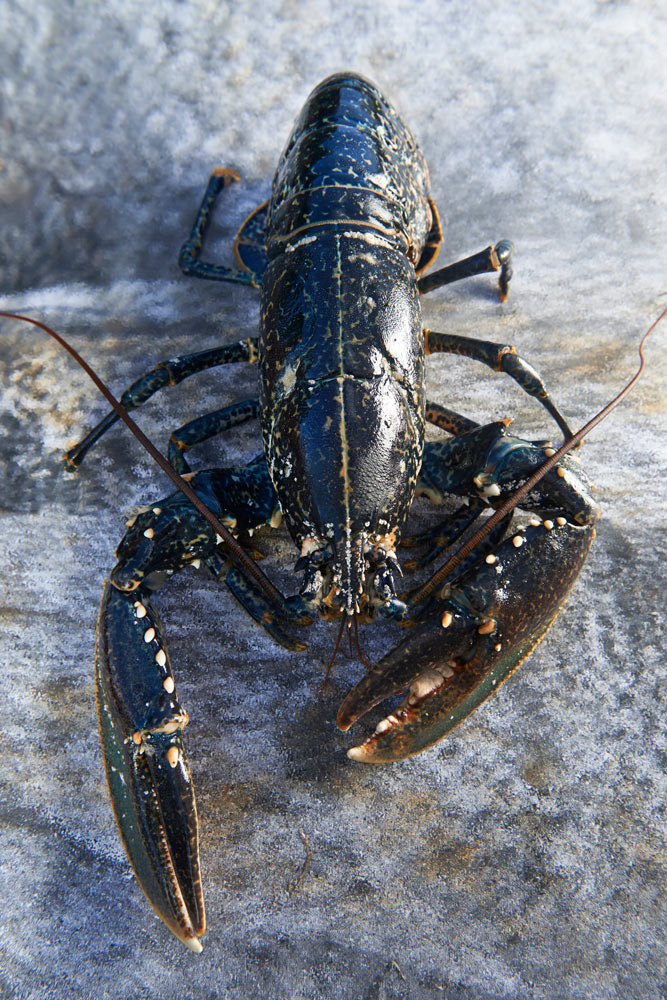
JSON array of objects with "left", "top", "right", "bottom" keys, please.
[
  {"left": 96, "top": 582, "right": 205, "bottom": 951},
  {"left": 297, "top": 533, "right": 404, "bottom": 619},
  {"left": 338, "top": 518, "right": 595, "bottom": 762}
]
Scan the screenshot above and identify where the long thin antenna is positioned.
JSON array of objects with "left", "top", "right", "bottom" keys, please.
[
  {"left": 0, "top": 311, "right": 286, "bottom": 605},
  {"left": 408, "top": 305, "right": 666, "bottom": 608}
]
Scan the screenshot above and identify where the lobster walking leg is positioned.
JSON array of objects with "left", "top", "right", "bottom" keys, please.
[
  {"left": 178, "top": 168, "right": 260, "bottom": 287},
  {"left": 425, "top": 330, "right": 574, "bottom": 439},
  {"left": 66, "top": 338, "right": 258, "bottom": 468},
  {"left": 425, "top": 400, "right": 479, "bottom": 435},
  {"left": 418, "top": 239, "right": 514, "bottom": 300},
  {"left": 168, "top": 398, "right": 259, "bottom": 473},
  {"left": 204, "top": 550, "right": 309, "bottom": 651}
]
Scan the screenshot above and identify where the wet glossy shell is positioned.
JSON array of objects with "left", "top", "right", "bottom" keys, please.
[{"left": 259, "top": 74, "right": 433, "bottom": 604}]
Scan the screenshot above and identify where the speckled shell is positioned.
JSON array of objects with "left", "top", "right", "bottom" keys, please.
[{"left": 259, "top": 74, "right": 432, "bottom": 599}]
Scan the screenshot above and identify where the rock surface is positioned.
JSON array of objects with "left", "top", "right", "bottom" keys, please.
[{"left": 1, "top": 2, "right": 666, "bottom": 998}]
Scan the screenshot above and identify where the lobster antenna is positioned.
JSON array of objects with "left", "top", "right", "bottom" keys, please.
[
  {"left": 321, "top": 613, "right": 349, "bottom": 690},
  {"left": 0, "top": 311, "right": 287, "bottom": 605},
  {"left": 409, "top": 304, "right": 666, "bottom": 608}
]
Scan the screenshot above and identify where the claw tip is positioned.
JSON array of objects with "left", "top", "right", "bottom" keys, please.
[
  {"left": 346, "top": 745, "right": 366, "bottom": 762},
  {"left": 183, "top": 935, "right": 203, "bottom": 954}
]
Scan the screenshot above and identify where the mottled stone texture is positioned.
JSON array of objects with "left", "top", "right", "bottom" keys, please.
[{"left": 1, "top": 2, "right": 666, "bottom": 998}]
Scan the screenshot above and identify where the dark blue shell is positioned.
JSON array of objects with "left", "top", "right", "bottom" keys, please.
[{"left": 259, "top": 74, "right": 433, "bottom": 608}]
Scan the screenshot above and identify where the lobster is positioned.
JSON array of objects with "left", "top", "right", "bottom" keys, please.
[{"left": 5, "top": 73, "right": 641, "bottom": 951}]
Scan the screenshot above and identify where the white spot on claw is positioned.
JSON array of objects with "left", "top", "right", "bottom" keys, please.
[
  {"left": 155, "top": 649, "right": 166, "bottom": 667},
  {"left": 544, "top": 520, "right": 554, "bottom": 530},
  {"left": 134, "top": 602, "right": 147, "bottom": 618},
  {"left": 408, "top": 669, "right": 448, "bottom": 705},
  {"left": 143, "top": 528, "right": 154, "bottom": 539},
  {"left": 512, "top": 535, "right": 524, "bottom": 548},
  {"left": 441, "top": 611, "right": 453, "bottom": 628},
  {"left": 143, "top": 627, "right": 156, "bottom": 643},
  {"left": 163, "top": 676, "right": 175, "bottom": 693}
]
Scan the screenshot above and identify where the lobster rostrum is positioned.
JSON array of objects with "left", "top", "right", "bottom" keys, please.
[{"left": 8, "top": 74, "right": 614, "bottom": 951}]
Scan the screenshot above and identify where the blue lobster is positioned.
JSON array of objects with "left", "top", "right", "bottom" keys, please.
[{"left": 63, "top": 74, "right": 599, "bottom": 950}]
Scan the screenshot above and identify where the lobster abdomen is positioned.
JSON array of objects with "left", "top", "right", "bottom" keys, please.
[{"left": 267, "top": 73, "right": 433, "bottom": 255}]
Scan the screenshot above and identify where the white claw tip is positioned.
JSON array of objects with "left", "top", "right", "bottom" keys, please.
[
  {"left": 346, "top": 746, "right": 366, "bottom": 762},
  {"left": 183, "top": 936, "right": 203, "bottom": 954}
]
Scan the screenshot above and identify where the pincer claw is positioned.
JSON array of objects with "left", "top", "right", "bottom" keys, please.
[
  {"left": 340, "top": 520, "right": 595, "bottom": 763},
  {"left": 96, "top": 581, "right": 205, "bottom": 950}
]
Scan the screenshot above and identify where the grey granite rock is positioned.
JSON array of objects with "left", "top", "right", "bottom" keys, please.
[{"left": 1, "top": 1, "right": 666, "bottom": 998}]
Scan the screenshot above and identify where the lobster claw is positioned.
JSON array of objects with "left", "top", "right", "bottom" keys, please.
[
  {"left": 95, "top": 581, "right": 205, "bottom": 951},
  {"left": 338, "top": 519, "right": 595, "bottom": 762}
]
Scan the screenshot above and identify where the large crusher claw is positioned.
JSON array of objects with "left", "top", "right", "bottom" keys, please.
[
  {"left": 96, "top": 581, "right": 205, "bottom": 951},
  {"left": 339, "top": 518, "right": 595, "bottom": 763}
]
